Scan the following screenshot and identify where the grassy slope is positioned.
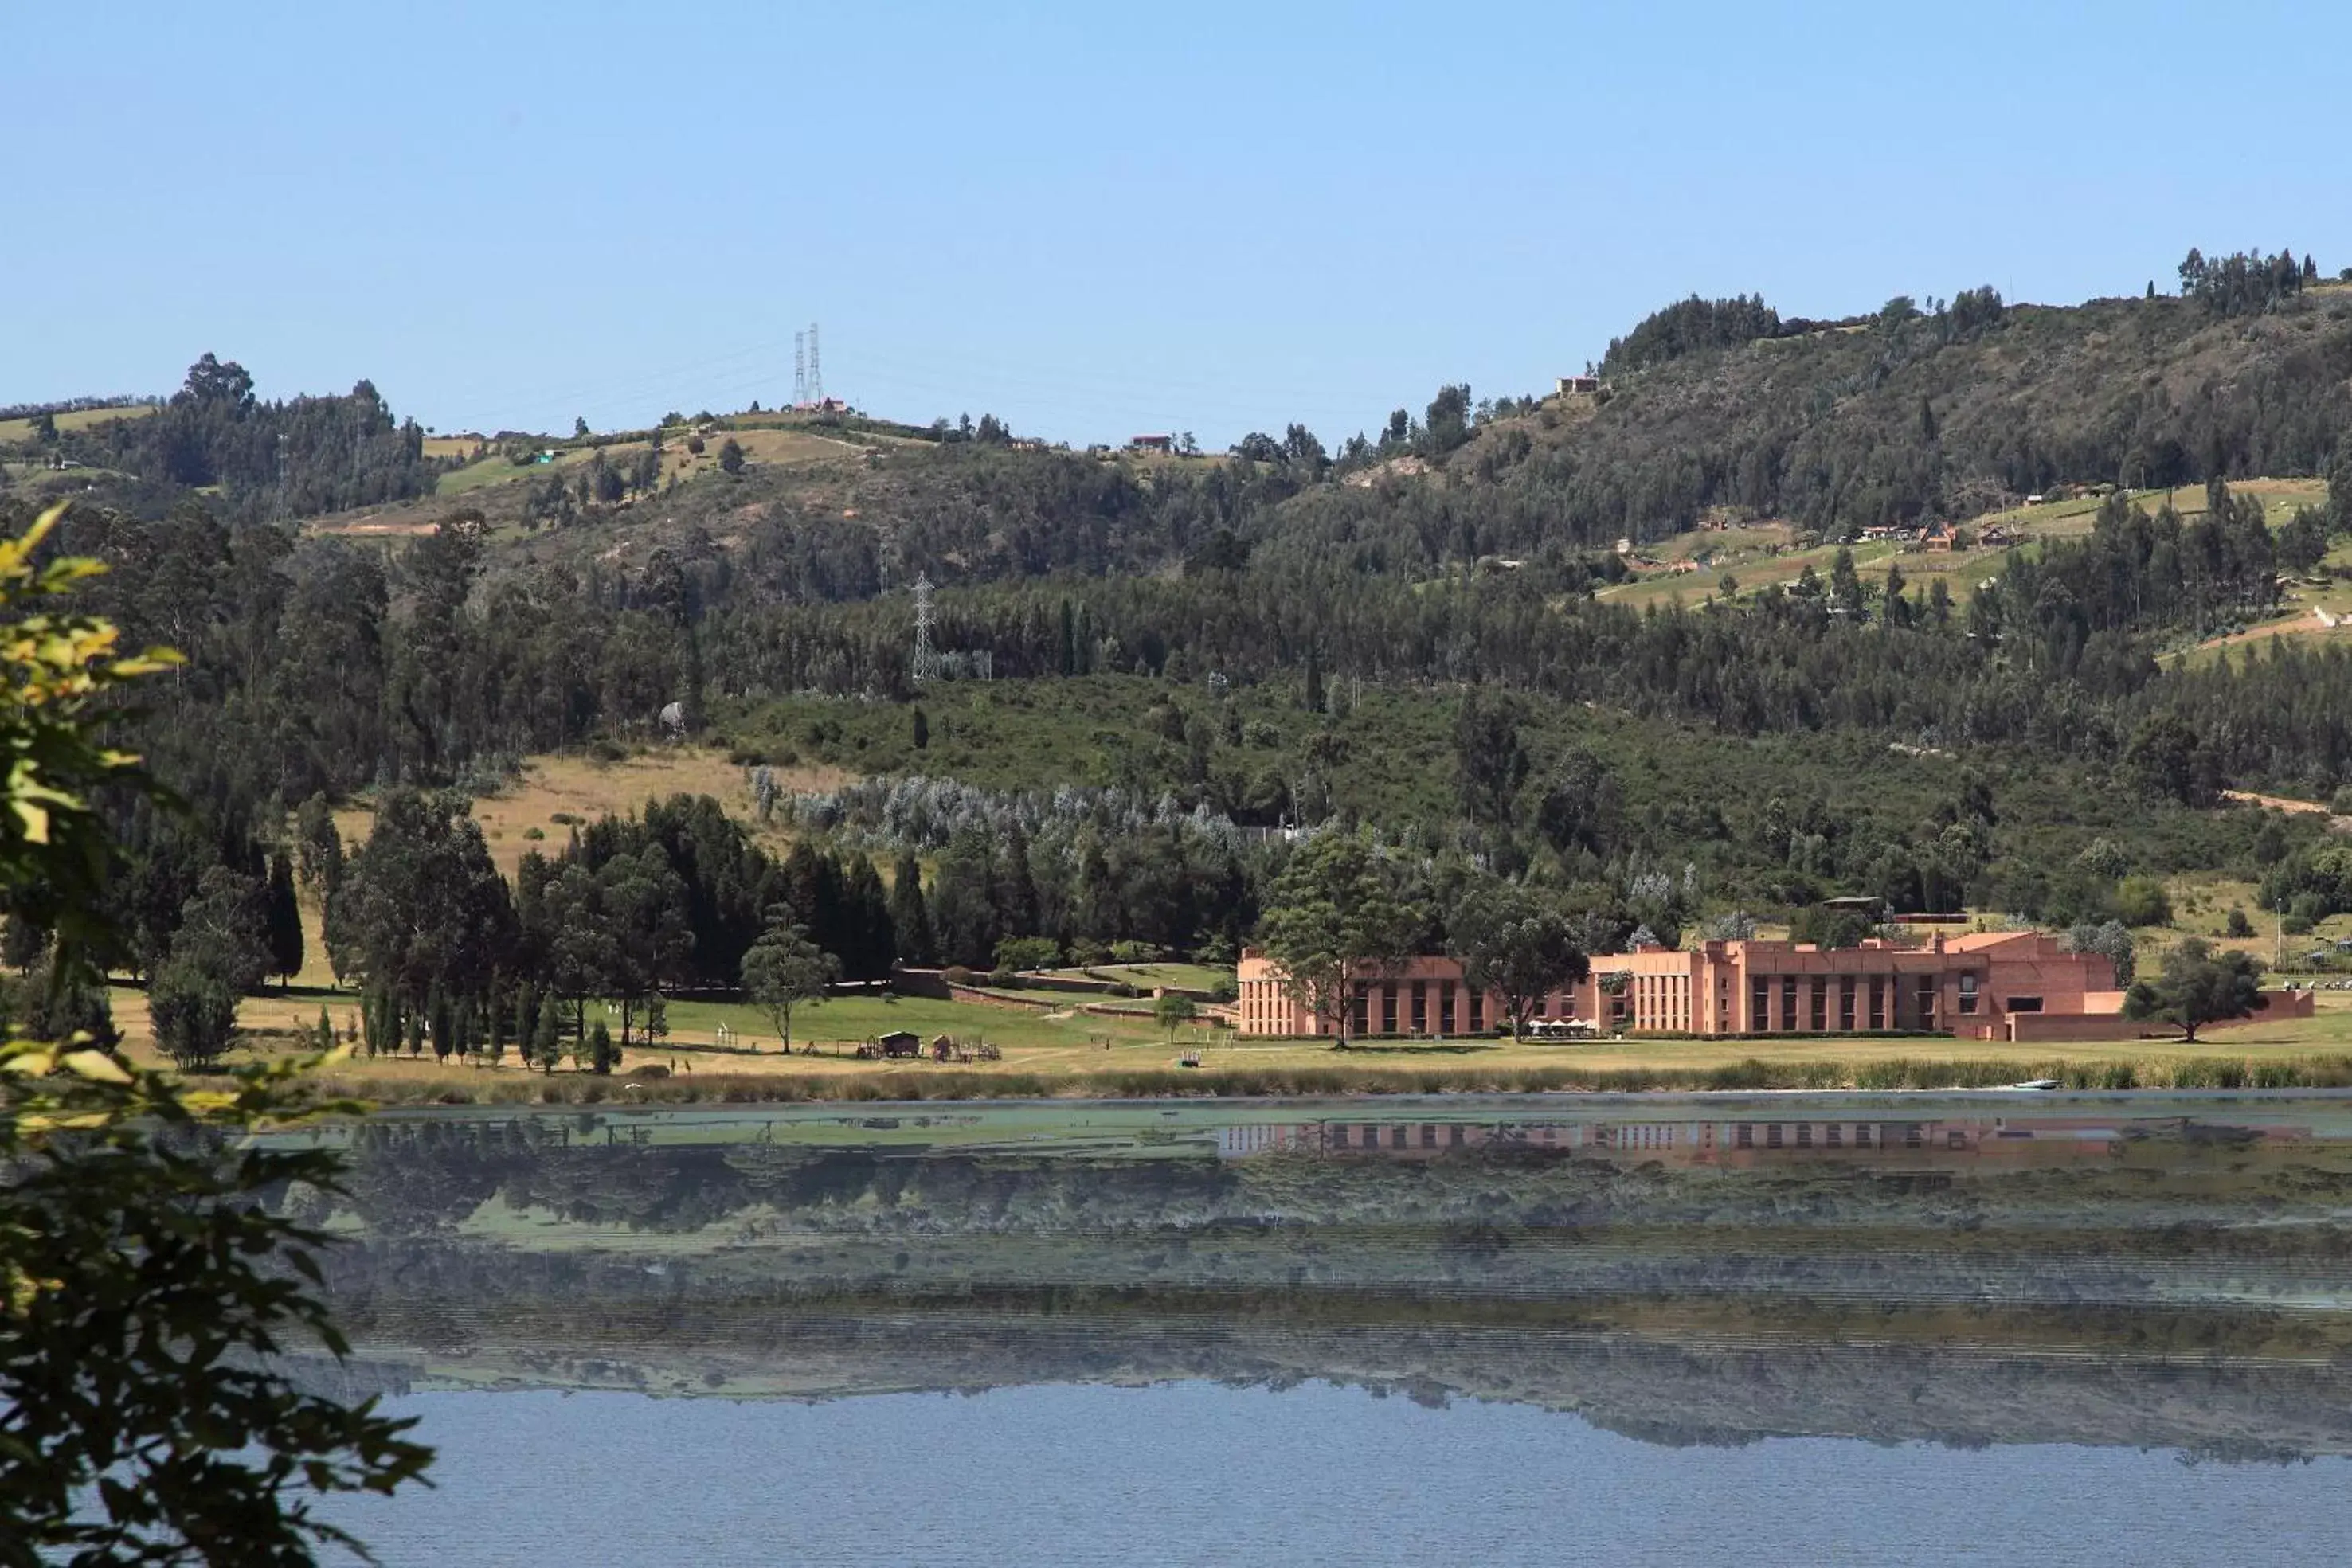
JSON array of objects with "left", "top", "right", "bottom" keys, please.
[
  {"left": 0, "top": 402, "right": 157, "bottom": 443},
  {"left": 295, "top": 413, "right": 878, "bottom": 547},
  {"left": 426, "top": 425, "right": 860, "bottom": 500},
  {"left": 2166, "top": 530, "right": 2352, "bottom": 668},
  {"left": 326, "top": 745, "right": 846, "bottom": 884},
  {"left": 1599, "top": 476, "right": 2332, "bottom": 617}
]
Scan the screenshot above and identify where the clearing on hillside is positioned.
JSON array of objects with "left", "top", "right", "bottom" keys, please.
[
  {"left": 331, "top": 746, "right": 852, "bottom": 879},
  {"left": 1602, "top": 477, "right": 2334, "bottom": 616}
]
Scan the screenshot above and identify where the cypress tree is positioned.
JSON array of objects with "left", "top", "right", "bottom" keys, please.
[
  {"left": 263, "top": 852, "right": 303, "bottom": 989},
  {"left": 887, "top": 853, "right": 933, "bottom": 966}
]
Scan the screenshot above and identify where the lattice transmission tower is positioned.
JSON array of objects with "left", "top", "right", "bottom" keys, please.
[
  {"left": 807, "top": 321, "right": 822, "bottom": 404},
  {"left": 792, "top": 332, "right": 806, "bottom": 406},
  {"left": 910, "top": 573, "right": 937, "bottom": 686}
]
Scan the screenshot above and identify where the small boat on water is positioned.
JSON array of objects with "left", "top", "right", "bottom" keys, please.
[{"left": 2007, "top": 1078, "right": 2060, "bottom": 1092}]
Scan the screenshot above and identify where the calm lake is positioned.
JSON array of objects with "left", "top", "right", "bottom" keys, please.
[{"left": 297, "top": 1093, "right": 2352, "bottom": 1564}]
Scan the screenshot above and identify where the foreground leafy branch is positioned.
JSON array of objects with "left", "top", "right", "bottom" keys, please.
[{"left": 1, "top": 504, "right": 431, "bottom": 1563}]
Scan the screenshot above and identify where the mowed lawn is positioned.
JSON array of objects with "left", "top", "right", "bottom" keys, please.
[
  {"left": 1042, "top": 962, "right": 1234, "bottom": 992},
  {"left": 111, "top": 980, "right": 2352, "bottom": 1092},
  {"left": 111, "top": 985, "right": 1186, "bottom": 1081}
]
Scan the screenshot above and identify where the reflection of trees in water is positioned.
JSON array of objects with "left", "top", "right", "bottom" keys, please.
[
  {"left": 303, "top": 1115, "right": 2352, "bottom": 1457},
  {"left": 316, "top": 1281, "right": 2352, "bottom": 1460}
]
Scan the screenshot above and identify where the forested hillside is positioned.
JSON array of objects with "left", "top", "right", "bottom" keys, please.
[{"left": 4, "top": 247, "right": 2352, "bottom": 1050}]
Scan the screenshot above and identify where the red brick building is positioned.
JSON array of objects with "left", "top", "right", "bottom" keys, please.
[{"left": 1234, "top": 931, "right": 2229, "bottom": 1044}]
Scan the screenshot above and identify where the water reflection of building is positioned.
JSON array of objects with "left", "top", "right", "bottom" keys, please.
[{"left": 1217, "top": 1117, "right": 2311, "bottom": 1167}]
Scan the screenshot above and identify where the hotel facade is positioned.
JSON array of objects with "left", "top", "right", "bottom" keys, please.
[{"left": 1236, "top": 931, "right": 2179, "bottom": 1044}]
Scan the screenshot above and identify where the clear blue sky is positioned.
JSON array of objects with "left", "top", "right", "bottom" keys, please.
[{"left": 10, "top": 1, "right": 2350, "bottom": 449}]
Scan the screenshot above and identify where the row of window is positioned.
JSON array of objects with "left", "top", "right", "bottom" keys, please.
[
  {"left": 1744, "top": 973, "right": 1942, "bottom": 1031},
  {"left": 1347, "top": 980, "right": 1487, "bottom": 1037},
  {"left": 1245, "top": 970, "right": 2035, "bottom": 1037}
]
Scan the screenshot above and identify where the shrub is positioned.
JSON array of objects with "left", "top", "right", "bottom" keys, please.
[
  {"left": 2225, "top": 908, "right": 2254, "bottom": 938},
  {"left": 941, "top": 965, "right": 973, "bottom": 987},
  {"left": 2113, "top": 875, "right": 2173, "bottom": 927},
  {"left": 2332, "top": 785, "right": 2352, "bottom": 815},
  {"left": 522, "top": 826, "right": 546, "bottom": 841},
  {"left": 589, "top": 737, "right": 627, "bottom": 763},
  {"left": 994, "top": 935, "right": 1060, "bottom": 972},
  {"left": 986, "top": 968, "right": 1019, "bottom": 989},
  {"left": 2284, "top": 913, "right": 2315, "bottom": 936}
]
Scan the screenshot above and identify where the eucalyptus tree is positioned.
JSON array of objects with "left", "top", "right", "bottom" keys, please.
[{"left": 740, "top": 913, "right": 840, "bottom": 1054}]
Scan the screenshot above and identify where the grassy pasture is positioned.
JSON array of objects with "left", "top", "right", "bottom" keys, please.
[
  {"left": 427, "top": 425, "right": 862, "bottom": 500},
  {"left": 2166, "top": 534, "right": 2352, "bottom": 667},
  {"left": 1599, "top": 476, "right": 2334, "bottom": 618},
  {"left": 0, "top": 402, "right": 156, "bottom": 443}
]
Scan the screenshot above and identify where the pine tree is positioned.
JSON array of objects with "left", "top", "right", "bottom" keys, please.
[
  {"left": 532, "top": 999, "right": 560, "bottom": 1074},
  {"left": 587, "top": 1019, "right": 618, "bottom": 1074}
]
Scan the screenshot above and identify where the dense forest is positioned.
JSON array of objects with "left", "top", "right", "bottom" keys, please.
[{"left": 4, "top": 247, "right": 2352, "bottom": 1060}]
